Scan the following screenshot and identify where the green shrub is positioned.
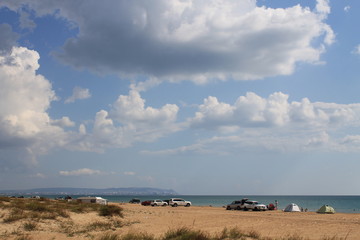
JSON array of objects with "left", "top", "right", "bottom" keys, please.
[{"left": 99, "top": 205, "right": 124, "bottom": 217}]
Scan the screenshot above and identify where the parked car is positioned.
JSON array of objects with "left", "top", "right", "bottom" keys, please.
[
  {"left": 226, "top": 199, "right": 248, "bottom": 210},
  {"left": 169, "top": 198, "right": 191, "bottom": 207},
  {"left": 242, "top": 200, "right": 267, "bottom": 211},
  {"left": 151, "top": 199, "right": 168, "bottom": 206},
  {"left": 129, "top": 198, "right": 140, "bottom": 204},
  {"left": 141, "top": 200, "right": 152, "bottom": 206}
]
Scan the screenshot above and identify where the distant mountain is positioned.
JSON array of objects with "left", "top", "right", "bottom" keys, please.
[{"left": 0, "top": 187, "right": 178, "bottom": 196}]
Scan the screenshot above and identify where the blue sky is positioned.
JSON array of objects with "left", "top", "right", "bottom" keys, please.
[{"left": 1, "top": 0, "right": 360, "bottom": 195}]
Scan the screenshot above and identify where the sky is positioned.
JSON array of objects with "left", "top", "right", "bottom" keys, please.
[{"left": 0, "top": 0, "right": 360, "bottom": 195}]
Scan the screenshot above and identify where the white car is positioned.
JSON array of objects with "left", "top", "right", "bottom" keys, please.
[
  {"left": 150, "top": 199, "right": 168, "bottom": 206},
  {"left": 242, "top": 200, "right": 267, "bottom": 211},
  {"left": 169, "top": 198, "right": 191, "bottom": 207}
]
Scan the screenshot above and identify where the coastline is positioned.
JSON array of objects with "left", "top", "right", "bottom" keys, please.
[{"left": 6, "top": 194, "right": 360, "bottom": 213}]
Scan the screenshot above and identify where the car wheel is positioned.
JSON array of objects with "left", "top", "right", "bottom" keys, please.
[
  {"left": 186, "top": 203, "right": 190, "bottom": 207},
  {"left": 236, "top": 206, "right": 241, "bottom": 210},
  {"left": 243, "top": 207, "right": 248, "bottom": 211},
  {"left": 254, "top": 207, "right": 258, "bottom": 211},
  {"left": 226, "top": 206, "right": 231, "bottom": 210},
  {"left": 173, "top": 203, "right": 178, "bottom": 207}
]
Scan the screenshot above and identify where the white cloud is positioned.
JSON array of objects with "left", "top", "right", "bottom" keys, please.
[
  {"left": 315, "top": 0, "right": 330, "bottom": 16},
  {"left": 344, "top": 5, "right": 351, "bottom": 13},
  {"left": 124, "top": 171, "right": 136, "bottom": 176},
  {"left": 352, "top": 44, "right": 360, "bottom": 55},
  {"left": 1, "top": 0, "right": 334, "bottom": 84},
  {"left": 65, "top": 86, "right": 91, "bottom": 103},
  {"left": 148, "top": 92, "right": 360, "bottom": 154},
  {"left": 51, "top": 117, "right": 75, "bottom": 128},
  {"left": 30, "top": 173, "right": 46, "bottom": 178},
  {"left": 189, "top": 92, "right": 359, "bottom": 130},
  {"left": 59, "top": 168, "right": 103, "bottom": 176},
  {"left": 0, "top": 46, "right": 70, "bottom": 170},
  {"left": 69, "top": 90, "right": 181, "bottom": 152},
  {"left": 111, "top": 90, "right": 179, "bottom": 126}
]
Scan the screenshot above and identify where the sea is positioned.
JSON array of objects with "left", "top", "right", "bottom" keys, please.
[{"left": 13, "top": 195, "right": 360, "bottom": 213}]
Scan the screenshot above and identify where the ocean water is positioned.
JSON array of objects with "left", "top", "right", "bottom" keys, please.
[
  {"left": 109, "top": 195, "right": 360, "bottom": 213},
  {"left": 32, "top": 195, "right": 360, "bottom": 213}
]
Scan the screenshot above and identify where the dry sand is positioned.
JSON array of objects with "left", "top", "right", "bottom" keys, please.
[{"left": 1, "top": 203, "right": 360, "bottom": 239}]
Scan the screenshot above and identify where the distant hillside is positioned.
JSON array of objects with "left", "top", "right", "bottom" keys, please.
[{"left": 0, "top": 187, "right": 178, "bottom": 196}]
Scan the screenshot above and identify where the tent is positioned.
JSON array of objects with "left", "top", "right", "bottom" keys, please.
[
  {"left": 284, "top": 203, "right": 301, "bottom": 212},
  {"left": 317, "top": 205, "right": 335, "bottom": 214}
]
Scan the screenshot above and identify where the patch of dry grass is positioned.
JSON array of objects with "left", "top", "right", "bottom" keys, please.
[
  {"left": 95, "top": 227, "right": 349, "bottom": 240},
  {"left": 0, "top": 196, "right": 123, "bottom": 224}
]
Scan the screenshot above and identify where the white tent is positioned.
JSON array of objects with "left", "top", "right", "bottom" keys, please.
[{"left": 284, "top": 203, "right": 301, "bottom": 212}]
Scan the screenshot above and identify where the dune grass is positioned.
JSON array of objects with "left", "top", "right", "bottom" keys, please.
[
  {"left": 99, "top": 205, "right": 124, "bottom": 217},
  {"left": 96, "top": 227, "right": 348, "bottom": 240},
  {"left": 0, "top": 196, "right": 124, "bottom": 224}
]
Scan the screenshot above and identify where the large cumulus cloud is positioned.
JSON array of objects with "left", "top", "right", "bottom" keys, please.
[
  {"left": 0, "top": 47, "right": 71, "bottom": 170},
  {"left": 69, "top": 90, "right": 181, "bottom": 152},
  {"left": 1, "top": 0, "right": 334, "bottom": 83},
  {"left": 189, "top": 92, "right": 359, "bottom": 130}
]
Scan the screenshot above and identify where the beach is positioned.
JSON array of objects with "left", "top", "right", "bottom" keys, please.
[
  {"left": 122, "top": 204, "right": 360, "bottom": 239},
  {"left": 1, "top": 201, "right": 360, "bottom": 239}
]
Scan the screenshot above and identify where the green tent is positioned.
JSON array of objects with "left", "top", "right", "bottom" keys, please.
[{"left": 317, "top": 205, "right": 335, "bottom": 214}]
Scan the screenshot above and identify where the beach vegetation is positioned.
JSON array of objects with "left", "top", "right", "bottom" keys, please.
[
  {"left": 99, "top": 204, "right": 124, "bottom": 217},
  {"left": 86, "top": 221, "right": 113, "bottom": 231},
  {"left": 23, "top": 221, "right": 37, "bottom": 231},
  {"left": 120, "top": 232, "right": 156, "bottom": 240},
  {"left": 3, "top": 208, "right": 24, "bottom": 223},
  {"left": 15, "top": 235, "right": 33, "bottom": 240},
  {"left": 0, "top": 196, "right": 125, "bottom": 224},
  {"left": 163, "top": 227, "right": 209, "bottom": 240},
  {"left": 97, "top": 227, "right": 314, "bottom": 240},
  {"left": 98, "top": 233, "right": 120, "bottom": 240},
  {"left": 217, "top": 227, "right": 248, "bottom": 239}
]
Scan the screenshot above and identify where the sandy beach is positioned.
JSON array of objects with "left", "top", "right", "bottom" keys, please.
[{"left": 1, "top": 201, "right": 360, "bottom": 240}]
